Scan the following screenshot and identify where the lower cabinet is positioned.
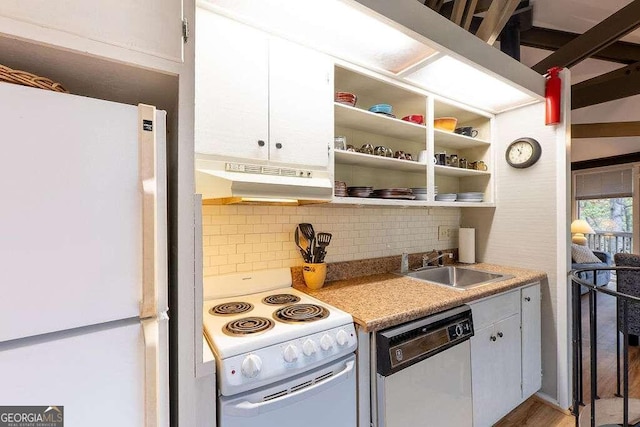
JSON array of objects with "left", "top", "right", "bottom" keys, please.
[{"left": 469, "top": 283, "right": 541, "bottom": 427}]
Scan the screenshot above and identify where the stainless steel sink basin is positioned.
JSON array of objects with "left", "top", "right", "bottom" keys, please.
[{"left": 400, "top": 266, "right": 513, "bottom": 290}]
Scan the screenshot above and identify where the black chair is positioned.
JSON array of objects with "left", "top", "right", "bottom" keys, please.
[{"left": 615, "top": 253, "right": 640, "bottom": 345}]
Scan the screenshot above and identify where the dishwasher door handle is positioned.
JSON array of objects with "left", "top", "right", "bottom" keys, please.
[{"left": 226, "top": 360, "right": 355, "bottom": 416}]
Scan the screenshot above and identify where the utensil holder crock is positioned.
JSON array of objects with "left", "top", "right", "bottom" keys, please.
[{"left": 303, "top": 263, "right": 327, "bottom": 289}]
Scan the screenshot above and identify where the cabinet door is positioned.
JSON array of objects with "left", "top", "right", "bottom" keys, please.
[
  {"left": 471, "top": 315, "right": 521, "bottom": 427},
  {"left": 269, "top": 37, "right": 332, "bottom": 168},
  {"left": 471, "top": 325, "right": 500, "bottom": 427},
  {"left": 0, "top": 0, "right": 183, "bottom": 63},
  {"left": 521, "top": 283, "right": 542, "bottom": 398},
  {"left": 195, "top": 11, "right": 269, "bottom": 160},
  {"left": 494, "top": 314, "right": 523, "bottom": 423}
]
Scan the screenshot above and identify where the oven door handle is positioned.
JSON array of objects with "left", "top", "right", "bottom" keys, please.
[{"left": 227, "top": 360, "right": 355, "bottom": 416}]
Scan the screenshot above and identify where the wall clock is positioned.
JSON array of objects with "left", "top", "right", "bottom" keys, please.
[{"left": 505, "top": 137, "right": 541, "bottom": 168}]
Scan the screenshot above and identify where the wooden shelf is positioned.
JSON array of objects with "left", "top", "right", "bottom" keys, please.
[
  {"left": 334, "top": 150, "right": 427, "bottom": 172},
  {"left": 331, "top": 197, "right": 495, "bottom": 208},
  {"left": 331, "top": 197, "right": 430, "bottom": 207},
  {"left": 434, "top": 165, "right": 491, "bottom": 177},
  {"left": 434, "top": 129, "right": 490, "bottom": 150},
  {"left": 334, "top": 103, "right": 426, "bottom": 143},
  {"left": 433, "top": 201, "right": 495, "bottom": 207}
]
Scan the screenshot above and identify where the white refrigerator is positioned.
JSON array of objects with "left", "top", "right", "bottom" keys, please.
[{"left": 0, "top": 82, "right": 169, "bottom": 426}]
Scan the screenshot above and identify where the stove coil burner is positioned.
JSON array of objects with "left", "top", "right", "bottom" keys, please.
[
  {"left": 223, "top": 317, "right": 275, "bottom": 336},
  {"left": 210, "top": 302, "right": 253, "bottom": 316},
  {"left": 274, "top": 304, "right": 329, "bottom": 323},
  {"left": 262, "top": 294, "right": 301, "bottom": 305}
]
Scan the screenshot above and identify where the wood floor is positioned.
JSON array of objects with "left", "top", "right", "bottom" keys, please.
[{"left": 496, "top": 281, "right": 640, "bottom": 426}]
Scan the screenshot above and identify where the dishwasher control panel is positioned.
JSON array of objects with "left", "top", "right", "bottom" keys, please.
[{"left": 376, "top": 305, "right": 474, "bottom": 376}]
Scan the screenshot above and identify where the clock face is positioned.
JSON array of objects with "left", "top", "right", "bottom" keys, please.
[{"left": 505, "top": 138, "right": 541, "bottom": 168}]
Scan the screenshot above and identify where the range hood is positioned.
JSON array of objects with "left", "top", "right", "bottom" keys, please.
[{"left": 196, "top": 156, "right": 333, "bottom": 205}]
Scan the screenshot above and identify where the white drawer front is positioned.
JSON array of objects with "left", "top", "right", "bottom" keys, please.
[{"left": 470, "top": 289, "right": 520, "bottom": 331}]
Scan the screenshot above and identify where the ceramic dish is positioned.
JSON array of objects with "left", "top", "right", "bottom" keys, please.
[
  {"left": 402, "top": 114, "right": 425, "bottom": 125},
  {"left": 434, "top": 117, "right": 458, "bottom": 132},
  {"left": 368, "top": 104, "right": 392, "bottom": 114}
]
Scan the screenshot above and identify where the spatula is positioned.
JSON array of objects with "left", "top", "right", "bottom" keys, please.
[
  {"left": 298, "top": 223, "right": 316, "bottom": 262},
  {"left": 315, "top": 232, "right": 332, "bottom": 263},
  {"left": 294, "top": 227, "right": 309, "bottom": 262}
]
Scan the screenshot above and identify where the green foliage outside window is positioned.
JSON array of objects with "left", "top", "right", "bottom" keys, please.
[{"left": 578, "top": 197, "right": 633, "bottom": 232}]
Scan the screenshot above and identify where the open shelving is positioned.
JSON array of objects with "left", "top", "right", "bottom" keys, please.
[{"left": 333, "top": 64, "right": 496, "bottom": 207}]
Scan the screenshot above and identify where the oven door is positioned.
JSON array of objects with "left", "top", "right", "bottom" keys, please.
[{"left": 219, "top": 354, "right": 356, "bottom": 427}]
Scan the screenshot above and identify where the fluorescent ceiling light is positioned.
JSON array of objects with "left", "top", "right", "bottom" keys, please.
[
  {"left": 404, "top": 56, "right": 538, "bottom": 112},
  {"left": 200, "top": 0, "right": 437, "bottom": 73}
]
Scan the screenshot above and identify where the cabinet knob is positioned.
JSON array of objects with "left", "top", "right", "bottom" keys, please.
[
  {"left": 524, "top": 296, "right": 531, "bottom": 302},
  {"left": 275, "top": 142, "right": 283, "bottom": 149},
  {"left": 490, "top": 335, "right": 497, "bottom": 342},
  {"left": 497, "top": 331, "right": 504, "bottom": 338},
  {"left": 257, "top": 140, "right": 265, "bottom": 147}
]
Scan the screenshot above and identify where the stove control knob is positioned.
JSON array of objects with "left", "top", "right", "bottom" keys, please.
[
  {"left": 241, "top": 354, "right": 262, "bottom": 378},
  {"left": 336, "top": 329, "right": 350, "bottom": 346},
  {"left": 302, "top": 339, "right": 317, "bottom": 356},
  {"left": 320, "top": 334, "right": 335, "bottom": 351},
  {"left": 283, "top": 344, "right": 299, "bottom": 363}
]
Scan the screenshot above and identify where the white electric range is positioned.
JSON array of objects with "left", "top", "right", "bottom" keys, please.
[{"left": 203, "top": 268, "right": 357, "bottom": 427}]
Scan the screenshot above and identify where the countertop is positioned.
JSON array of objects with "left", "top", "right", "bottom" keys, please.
[{"left": 294, "top": 263, "right": 546, "bottom": 333}]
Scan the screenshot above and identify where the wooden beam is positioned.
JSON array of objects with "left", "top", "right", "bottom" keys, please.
[
  {"left": 476, "top": 0, "right": 520, "bottom": 44},
  {"left": 463, "top": 0, "right": 479, "bottom": 30},
  {"left": 572, "top": 151, "right": 640, "bottom": 170},
  {"left": 572, "top": 122, "right": 640, "bottom": 138},
  {"left": 440, "top": 0, "right": 495, "bottom": 17},
  {"left": 532, "top": 0, "right": 640, "bottom": 73},
  {"left": 572, "top": 61, "right": 640, "bottom": 109},
  {"left": 521, "top": 26, "right": 640, "bottom": 65},
  {"left": 451, "top": 0, "right": 468, "bottom": 26}
]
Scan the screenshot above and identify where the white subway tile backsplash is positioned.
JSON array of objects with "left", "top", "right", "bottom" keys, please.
[{"left": 202, "top": 205, "right": 461, "bottom": 276}]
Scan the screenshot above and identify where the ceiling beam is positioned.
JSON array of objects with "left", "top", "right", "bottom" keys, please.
[
  {"left": 440, "top": 0, "right": 495, "bottom": 17},
  {"left": 462, "top": 0, "right": 479, "bottom": 30},
  {"left": 425, "top": 0, "right": 447, "bottom": 12},
  {"left": 451, "top": 0, "right": 468, "bottom": 26},
  {"left": 572, "top": 61, "right": 640, "bottom": 109},
  {"left": 476, "top": 0, "right": 520, "bottom": 44},
  {"left": 521, "top": 26, "right": 640, "bottom": 65},
  {"left": 572, "top": 121, "right": 640, "bottom": 138},
  {"left": 532, "top": 0, "right": 640, "bottom": 73}
]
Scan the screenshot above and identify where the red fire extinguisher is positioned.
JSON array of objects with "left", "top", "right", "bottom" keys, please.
[{"left": 545, "top": 67, "right": 563, "bottom": 125}]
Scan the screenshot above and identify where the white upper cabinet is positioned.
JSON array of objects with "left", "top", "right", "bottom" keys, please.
[
  {"left": 269, "top": 37, "right": 333, "bottom": 167},
  {"left": 0, "top": 0, "right": 184, "bottom": 64},
  {"left": 195, "top": 9, "right": 332, "bottom": 169},
  {"left": 195, "top": 10, "right": 269, "bottom": 161}
]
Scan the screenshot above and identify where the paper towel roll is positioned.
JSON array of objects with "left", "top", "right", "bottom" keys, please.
[{"left": 459, "top": 228, "right": 475, "bottom": 264}]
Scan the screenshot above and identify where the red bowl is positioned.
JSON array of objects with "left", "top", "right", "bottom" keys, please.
[
  {"left": 401, "top": 114, "right": 424, "bottom": 125},
  {"left": 335, "top": 91, "right": 357, "bottom": 107}
]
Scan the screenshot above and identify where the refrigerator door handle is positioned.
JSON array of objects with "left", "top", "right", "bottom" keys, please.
[
  {"left": 142, "top": 318, "right": 160, "bottom": 427},
  {"left": 139, "top": 104, "right": 158, "bottom": 319}
]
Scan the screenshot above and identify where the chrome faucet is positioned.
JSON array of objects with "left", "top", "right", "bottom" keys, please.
[{"left": 422, "top": 251, "right": 446, "bottom": 268}]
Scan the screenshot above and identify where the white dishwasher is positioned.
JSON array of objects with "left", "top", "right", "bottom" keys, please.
[{"left": 375, "top": 305, "right": 474, "bottom": 427}]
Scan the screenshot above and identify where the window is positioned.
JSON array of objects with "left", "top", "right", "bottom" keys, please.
[{"left": 574, "top": 167, "right": 633, "bottom": 254}]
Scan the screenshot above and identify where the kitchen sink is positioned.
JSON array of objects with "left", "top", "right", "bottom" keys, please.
[{"left": 400, "top": 266, "right": 513, "bottom": 290}]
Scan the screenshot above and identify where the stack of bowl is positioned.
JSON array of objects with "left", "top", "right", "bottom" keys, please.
[
  {"left": 334, "top": 181, "right": 347, "bottom": 197},
  {"left": 456, "top": 192, "right": 484, "bottom": 202},
  {"left": 402, "top": 114, "right": 425, "bottom": 125},
  {"left": 335, "top": 92, "right": 357, "bottom": 107},
  {"left": 368, "top": 104, "right": 394, "bottom": 118},
  {"left": 435, "top": 193, "right": 457, "bottom": 202},
  {"left": 434, "top": 117, "right": 458, "bottom": 132},
  {"left": 410, "top": 187, "right": 428, "bottom": 200},
  {"left": 347, "top": 186, "right": 373, "bottom": 198}
]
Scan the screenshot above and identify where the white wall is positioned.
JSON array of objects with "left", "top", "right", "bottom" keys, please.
[
  {"left": 202, "top": 204, "right": 460, "bottom": 276},
  {"left": 461, "top": 99, "right": 570, "bottom": 403}
]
